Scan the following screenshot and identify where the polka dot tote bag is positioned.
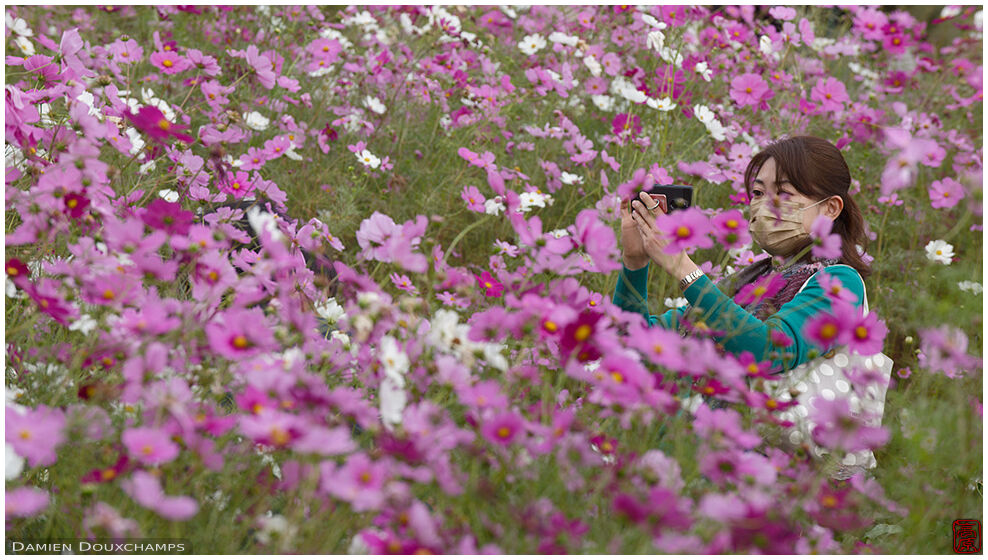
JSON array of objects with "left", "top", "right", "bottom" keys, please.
[{"left": 764, "top": 265, "right": 894, "bottom": 478}]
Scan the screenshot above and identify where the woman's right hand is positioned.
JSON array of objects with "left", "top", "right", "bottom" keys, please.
[{"left": 620, "top": 192, "right": 658, "bottom": 270}]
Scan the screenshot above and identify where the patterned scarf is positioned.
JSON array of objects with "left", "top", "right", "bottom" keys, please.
[{"left": 716, "top": 256, "right": 841, "bottom": 320}]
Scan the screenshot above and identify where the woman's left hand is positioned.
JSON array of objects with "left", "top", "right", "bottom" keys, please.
[{"left": 629, "top": 196, "right": 697, "bottom": 280}]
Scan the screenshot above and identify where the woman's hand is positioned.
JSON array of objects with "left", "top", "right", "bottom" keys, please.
[
  {"left": 619, "top": 192, "right": 653, "bottom": 270},
  {"left": 629, "top": 195, "right": 699, "bottom": 281}
]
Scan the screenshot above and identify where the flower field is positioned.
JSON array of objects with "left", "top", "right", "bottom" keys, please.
[{"left": 4, "top": 5, "right": 983, "bottom": 554}]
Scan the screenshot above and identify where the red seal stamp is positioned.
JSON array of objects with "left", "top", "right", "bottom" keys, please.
[{"left": 953, "top": 519, "right": 982, "bottom": 554}]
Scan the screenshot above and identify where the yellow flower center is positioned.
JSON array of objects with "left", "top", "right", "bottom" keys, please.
[
  {"left": 19, "top": 430, "right": 31, "bottom": 440},
  {"left": 141, "top": 445, "right": 153, "bottom": 455},
  {"left": 574, "top": 324, "right": 592, "bottom": 341},
  {"left": 101, "top": 468, "right": 117, "bottom": 481},
  {"left": 67, "top": 198, "right": 79, "bottom": 209},
  {"left": 610, "top": 371, "right": 624, "bottom": 383},
  {"left": 162, "top": 59, "right": 173, "bottom": 68},
  {"left": 854, "top": 326, "right": 869, "bottom": 340},
  {"left": 232, "top": 335, "right": 249, "bottom": 349},
  {"left": 820, "top": 324, "right": 838, "bottom": 340},
  {"left": 158, "top": 119, "right": 171, "bottom": 131},
  {"left": 543, "top": 320, "right": 557, "bottom": 332},
  {"left": 496, "top": 427, "right": 511, "bottom": 439},
  {"left": 675, "top": 226, "right": 690, "bottom": 239},
  {"left": 270, "top": 428, "right": 290, "bottom": 446},
  {"left": 726, "top": 219, "right": 738, "bottom": 229},
  {"left": 7, "top": 266, "right": 19, "bottom": 276},
  {"left": 765, "top": 398, "right": 778, "bottom": 410},
  {"left": 102, "top": 289, "right": 115, "bottom": 300}
]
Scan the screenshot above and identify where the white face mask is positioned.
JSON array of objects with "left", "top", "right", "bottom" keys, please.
[{"left": 748, "top": 197, "right": 830, "bottom": 256}]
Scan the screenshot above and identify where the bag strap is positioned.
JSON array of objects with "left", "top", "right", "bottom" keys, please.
[{"left": 796, "top": 264, "right": 869, "bottom": 313}]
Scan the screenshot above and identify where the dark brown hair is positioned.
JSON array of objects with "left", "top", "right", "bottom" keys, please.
[{"left": 743, "top": 135, "right": 871, "bottom": 279}]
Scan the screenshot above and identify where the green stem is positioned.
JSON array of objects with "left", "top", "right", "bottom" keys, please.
[{"left": 444, "top": 215, "right": 492, "bottom": 263}]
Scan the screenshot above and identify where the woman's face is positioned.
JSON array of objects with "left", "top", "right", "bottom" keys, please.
[{"left": 749, "top": 157, "right": 827, "bottom": 233}]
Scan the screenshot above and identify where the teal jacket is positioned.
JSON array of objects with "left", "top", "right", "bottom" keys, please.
[{"left": 612, "top": 262, "right": 865, "bottom": 373}]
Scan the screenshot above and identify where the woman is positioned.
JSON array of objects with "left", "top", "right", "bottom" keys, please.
[
  {"left": 612, "top": 136, "right": 871, "bottom": 374},
  {"left": 613, "top": 136, "right": 889, "bottom": 479}
]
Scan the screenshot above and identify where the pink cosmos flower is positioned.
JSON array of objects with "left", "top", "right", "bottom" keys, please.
[
  {"left": 711, "top": 209, "right": 751, "bottom": 249},
  {"left": 809, "top": 397, "right": 889, "bottom": 452},
  {"left": 729, "top": 73, "right": 772, "bottom": 109},
  {"left": 814, "top": 273, "right": 859, "bottom": 305},
  {"left": 919, "top": 326, "right": 978, "bottom": 378},
  {"left": 6, "top": 487, "right": 49, "bottom": 519},
  {"left": 853, "top": 7, "right": 888, "bottom": 40},
  {"left": 810, "top": 77, "right": 849, "bottom": 113},
  {"left": 107, "top": 38, "right": 143, "bottom": 64},
  {"left": 845, "top": 310, "right": 888, "bottom": 355},
  {"left": 928, "top": 178, "right": 965, "bottom": 209},
  {"left": 125, "top": 105, "right": 194, "bottom": 144},
  {"left": 810, "top": 215, "right": 842, "bottom": 259},
  {"left": 122, "top": 427, "right": 180, "bottom": 465},
  {"left": 459, "top": 380, "right": 509, "bottom": 410},
  {"left": 63, "top": 192, "right": 90, "bottom": 218},
  {"left": 476, "top": 271, "right": 504, "bottom": 297},
  {"left": 769, "top": 6, "right": 797, "bottom": 20},
  {"left": 390, "top": 272, "right": 418, "bottom": 294},
  {"left": 460, "top": 185, "right": 486, "bottom": 212},
  {"left": 6, "top": 405, "right": 66, "bottom": 467},
  {"left": 585, "top": 76, "right": 609, "bottom": 96},
  {"left": 149, "top": 50, "right": 192, "bottom": 74},
  {"left": 123, "top": 471, "right": 199, "bottom": 521},
  {"left": 480, "top": 411, "right": 525, "bottom": 446},
  {"left": 654, "top": 207, "right": 714, "bottom": 254},
  {"left": 322, "top": 453, "right": 388, "bottom": 512},
  {"left": 219, "top": 170, "right": 255, "bottom": 199},
  {"left": 239, "top": 146, "right": 267, "bottom": 171},
  {"left": 205, "top": 307, "right": 278, "bottom": 360},
  {"left": 692, "top": 403, "right": 762, "bottom": 449}
]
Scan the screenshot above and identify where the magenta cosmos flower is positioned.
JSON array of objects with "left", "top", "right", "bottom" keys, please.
[
  {"left": 322, "top": 453, "right": 388, "bottom": 512},
  {"left": 476, "top": 270, "right": 504, "bottom": 297},
  {"left": 126, "top": 105, "right": 194, "bottom": 144},
  {"left": 734, "top": 273, "right": 785, "bottom": 306},
  {"left": 480, "top": 411, "right": 525, "bottom": 446},
  {"left": 142, "top": 199, "right": 194, "bottom": 236},
  {"left": 122, "top": 426, "right": 180, "bottom": 465}
]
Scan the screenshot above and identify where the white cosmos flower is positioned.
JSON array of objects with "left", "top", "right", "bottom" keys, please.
[
  {"left": 355, "top": 149, "right": 381, "bottom": 169},
  {"left": 247, "top": 206, "right": 285, "bottom": 242},
  {"left": 379, "top": 376, "right": 406, "bottom": 430},
  {"left": 658, "top": 46, "right": 683, "bottom": 66},
  {"left": 69, "top": 314, "right": 98, "bottom": 335},
  {"left": 158, "top": 189, "right": 179, "bottom": 202},
  {"left": 484, "top": 197, "right": 505, "bottom": 216},
  {"left": 519, "top": 191, "right": 548, "bottom": 212},
  {"left": 925, "top": 239, "right": 954, "bottom": 265},
  {"left": 583, "top": 54, "right": 602, "bottom": 77},
  {"left": 560, "top": 172, "right": 583, "bottom": 185},
  {"left": 243, "top": 111, "right": 270, "bottom": 131},
  {"left": 940, "top": 6, "right": 962, "bottom": 18},
  {"left": 255, "top": 513, "right": 296, "bottom": 548},
  {"left": 14, "top": 35, "right": 34, "bottom": 55},
  {"left": 640, "top": 13, "right": 667, "bottom": 29},
  {"left": 611, "top": 77, "right": 646, "bottom": 104},
  {"left": 693, "top": 104, "right": 727, "bottom": 141},
  {"left": 695, "top": 61, "right": 713, "bottom": 82},
  {"left": 647, "top": 97, "right": 676, "bottom": 111},
  {"left": 548, "top": 31, "right": 578, "bottom": 46},
  {"left": 378, "top": 336, "right": 409, "bottom": 381},
  {"left": 314, "top": 297, "right": 347, "bottom": 324},
  {"left": 6, "top": 443, "right": 24, "bottom": 481},
  {"left": 363, "top": 96, "right": 386, "bottom": 114},
  {"left": 957, "top": 280, "right": 983, "bottom": 295},
  {"left": 646, "top": 30, "right": 666, "bottom": 52},
  {"left": 592, "top": 94, "right": 615, "bottom": 111},
  {"left": 518, "top": 33, "right": 547, "bottom": 55},
  {"left": 664, "top": 297, "right": 688, "bottom": 309},
  {"left": 6, "top": 14, "right": 33, "bottom": 36}
]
